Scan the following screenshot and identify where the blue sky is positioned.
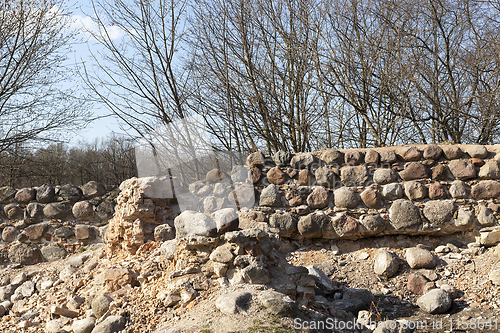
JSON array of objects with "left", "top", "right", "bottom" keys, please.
[{"left": 66, "top": 0, "right": 126, "bottom": 145}]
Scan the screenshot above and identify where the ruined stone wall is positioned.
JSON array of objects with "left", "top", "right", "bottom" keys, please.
[
  {"left": 106, "top": 144, "right": 500, "bottom": 256},
  {"left": 0, "top": 181, "right": 118, "bottom": 265}
]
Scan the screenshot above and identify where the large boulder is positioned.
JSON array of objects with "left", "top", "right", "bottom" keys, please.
[
  {"left": 471, "top": 180, "right": 500, "bottom": 200},
  {"left": 340, "top": 165, "right": 368, "bottom": 187},
  {"left": 269, "top": 212, "right": 297, "bottom": 237},
  {"left": 298, "top": 212, "right": 331, "bottom": 238},
  {"left": 73, "top": 201, "right": 94, "bottom": 220},
  {"left": 15, "top": 188, "right": 36, "bottom": 203},
  {"left": 82, "top": 181, "right": 106, "bottom": 199},
  {"left": 423, "top": 200, "right": 455, "bottom": 226},
  {"left": 448, "top": 159, "right": 476, "bottom": 180},
  {"left": 373, "top": 249, "right": 400, "bottom": 278},
  {"left": 36, "top": 184, "right": 55, "bottom": 203},
  {"left": 43, "top": 202, "right": 72, "bottom": 219},
  {"left": 389, "top": 200, "right": 422, "bottom": 230},
  {"left": 58, "top": 184, "right": 83, "bottom": 202},
  {"left": 259, "top": 184, "right": 281, "bottom": 207},
  {"left": 8, "top": 243, "right": 40, "bottom": 265},
  {"left": 416, "top": 289, "right": 451, "bottom": 314},
  {"left": 174, "top": 210, "right": 217, "bottom": 238}
]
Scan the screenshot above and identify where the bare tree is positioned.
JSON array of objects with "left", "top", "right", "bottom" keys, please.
[{"left": 0, "top": 0, "right": 89, "bottom": 152}]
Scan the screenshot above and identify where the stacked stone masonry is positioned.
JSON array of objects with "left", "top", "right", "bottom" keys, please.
[
  {"left": 0, "top": 181, "right": 118, "bottom": 265},
  {"left": 106, "top": 144, "right": 500, "bottom": 256}
]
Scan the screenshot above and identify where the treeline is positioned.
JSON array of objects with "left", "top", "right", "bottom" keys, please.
[
  {"left": 85, "top": 0, "right": 500, "bottom": 156},
  {"left": 0, "top": 136, "right": 137, "bottom": 188}
]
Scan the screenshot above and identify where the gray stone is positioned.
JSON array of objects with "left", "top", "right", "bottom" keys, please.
[
  {"left": 290, "top": 153, "right": 317, "bottom": 169},
  {"left": 54, "top": 226, "right": 75, "bottom": 239},
  {"left": 247, "top": 151, "right": 265, "bottom": 167},
  {"left": 58, "top": 184, "right": 83, "bottom": 202},
  {"left": 307, "top": 186, "right": 329, "bottom": 209},
  {"left": 307, "top": 265, "right": 338, "bottom": 293},
  {"left": 41, "top": 245, "right": 67, "bottom": 262},
  {"left": 212, "top": 208, "right": 239, "bottom": 234},
  {"left": 374, "top": 249, "right": 399, "bottom": 278},
  {"left": 269, "top": 212, "right": 297, "bottom": 237},
  {"left": 92, "top": 294, "right": 113, "bottom": 319},
  {"left": 477, "top": 205, "right": 497, "bottom": 226},
  {"left": 196, "top": 184, "right": 213, "bottom": 197},
  {"left": 448, "top": 159, "right": 476, "bottom": 180},
  {"left": 82, "top": 181, "right": 106, "bottom": 199},
  {"left": 213, "top": 182, "right": 230, "bottom": 197},
  {"left": 365, "top": 150, "right": 379, "bottom": 164},
  {"left": 230, "top": 185, "right": 255, "bottom": 208},
  {"left": 479, "top": 161, "right": 500, "bottom": 179},
  {"left": 8, "top": 243, "right": 40, "bottom": 265},
  {"left": 471, "top": 180, "right": 500, "bottom": 200},
  {"left": 330, "top": 298, "right": 367, "bottom": 314},
  {"left": 373, "top": 168, "right": 397, "bottom": 185},
  {"left": 45, "top": 319, "right": 65, "bottom": 333},
  {"left": 24, "top": 223, "right": 48, "bottom": 240},
  {"left": 0, "top": 186, "right": 16, "bottom": 203},
  {"left": 344, "top": 150, "right": 364, "bottom": 165},
  {"left": 4, "top": 203, "right": 22, "bottom": 219},
  {"left": 160, "top": 240, "right": 177, "bottom": 260},
  {"left": 321, "top": 149, "right": 343, "bottom": 165},
  {"left": 400, "top": 146, "right": 421, "bottom": 161},
  {"left": 43, "top": 202, "right": 72, "bottom": 219},
  {"left": 203, "top": 196, "right": 224, "bottom": 213},
  {"left": 315, "top": 166, "right": 336, "bottom": 188},
  {"left": 231, "top": 166, "right": 249, "bottom": 183},
  {"left": 343, "top": 288, "right": 374, "bottom": 309},
  {"left": 423, "top": 144, "right": 443, "bottom": 160},
  {"left": 241, "top": 264, "right": 270, "bottom": 284},
  {"left": 478, "top": 228, "right": 500, "bottom": 246},
  {"left": 340, "top": 165, "right": 368, "bottom": 187},
  {"left": 273, "top": 150, "right": 292, "bottom": 167},
  {"left": 72, "top": 317, "right": 96, "bottom": 333},
  {"left": 449, "top": 180, "right": 470, "bottom": 198},
  {"left": 50, "top": 304, "right": 79, "bottom": 318},
  {"left": 399, "top": 162, "right": 429, "bottom": 181},
  {"left": 256, "top": 290, "right": 298, "bottom": 316},
  {"left": 26, "top": 202, "right": 44, "bottom": 219},
  {"left": 15, "top": 188, "right": 36, "bottom": 203},
  {"left": 96, "top": 201, "right": 115, "bottom": 221},
  {"left": 2, "top": 226, "right": 17, "bottom": 242},
  {"left": 406, "top": 247, "right": 436, "bottom": 269},
  {"left": 36, "top": 184, "right": 55, "bottom": 203},
  {"left": 72, "top": 201, "right": 94, "bottom": 219},
  {"left": 210, "top": 244, "right": 234, "bottom": 263},
  {"left": 154, "top": 224, "right": 175, "bottom": 242},
  {"left": 74, "top": 225, "right": 98, "bottom": 241},
  {"left": 216, "top": 290, "right": 252, "bottom": 314},
  {"left": 174, "top": 210, "right": 217, "bottom": 238},
  {"left": 334, "top": 187, "right": 359, "bottom": 208},
  {"left": 379, "top": 150, "right": 397, "bottom": 164},
  {"left": 404, "top": 181, "right": 427, "bottom": 200},
  {"left": 297, "top": 212, "right": 331, "bottom": 238},
  {"left": 389, "top": 200, "right": 422, "bottom": 230},
  {"left": 16, "top": 281, "right": 35, "bottom": 298},
  {"left": 206, "top": 169, "right": 228, "bottom": 184},
  {"left": 382, "top": 183, "right": 403, "bottom": 200},
  {"left": 360, "top": 215, "right": 386, "bottom": 234},
  {"left": 91, "top": 315, "right": 126, "bottom": 333},
  {"left": 416, "top": 289, "right": 451, "bottom": 314},
  {"left": 442, "top": 145, "right": 463, "bottom": 159},
  {"left": 259, "top": 184, "right": 281, "bottom": 207},
  {"left": 466, "top": 145, "right": 488, "bottom": 158},
  {"left": 0, "top": 285, "right": 16, "bottom": 301},
  {"left": 423, "top": 200, "right": 455, "bottom": 226},
  {"left": 455, "top": 208, "right": 476, "bottom": 229}
]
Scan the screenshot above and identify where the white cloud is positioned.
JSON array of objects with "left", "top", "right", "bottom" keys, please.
[{"left": 71, "top": 14, "right": 124, "bottom": 41}]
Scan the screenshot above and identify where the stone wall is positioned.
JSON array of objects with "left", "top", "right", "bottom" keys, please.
[
  {"left": 106, "top": 144, "right": 500, "bottom": 256},
  {"left": 0, "top": 181, "right": 118, "bottom": 265}
]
